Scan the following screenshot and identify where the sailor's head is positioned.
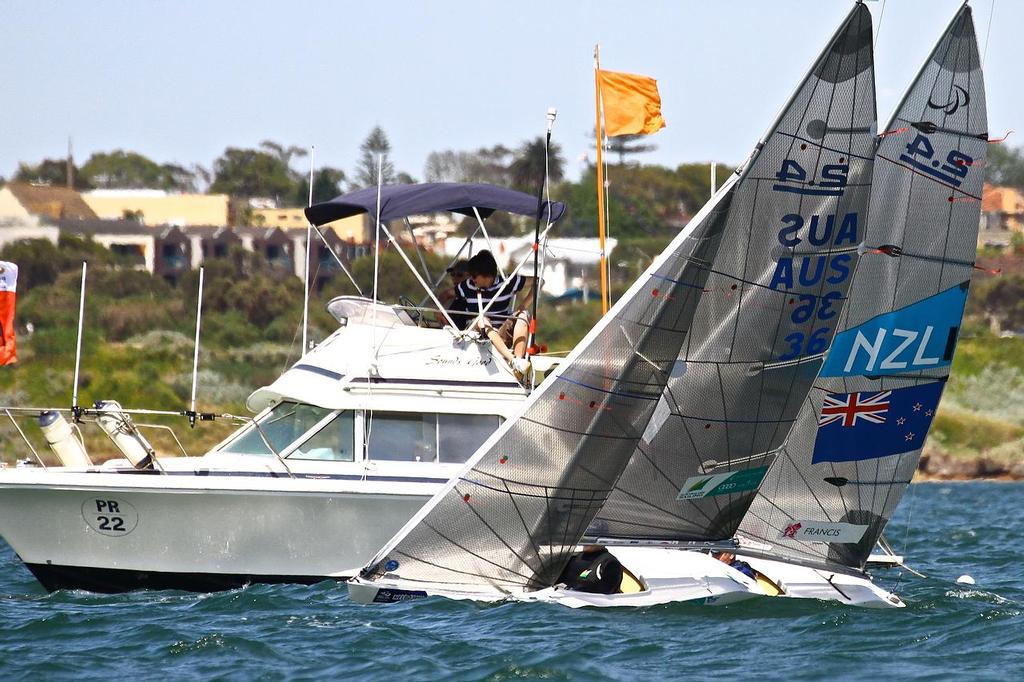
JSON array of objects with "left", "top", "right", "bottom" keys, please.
[
  {"left": 466, "top": 250, "right": 498, "bottom": 288},
  {"left": 446, "top": 260, "right": 469, "bottom": 286}
]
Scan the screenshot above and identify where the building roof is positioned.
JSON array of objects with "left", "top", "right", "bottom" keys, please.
[
  {"left": 6, "top": 182, "right": 98, "bottom": 220},
  {"left": 982, "top": 183, "right": 1024, "bottom": 214}
]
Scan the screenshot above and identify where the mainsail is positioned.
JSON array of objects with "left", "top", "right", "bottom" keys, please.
[
  {"left": 591, "top": 3, "right": 876, "bottom": 542},
  {"left": 737, "top": 4, "right": 986, "bottom": 570},
  {"left": 358, "top": 4, "right": 877, "bottom": 596}
]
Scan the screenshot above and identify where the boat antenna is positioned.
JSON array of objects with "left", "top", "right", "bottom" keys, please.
[
  {"left": 711, "top": 161, "right": 718, "bottom": 197},
  {"left": 188, "top": 267, "right": 205, "bottom": 428},
  {"left": 301, "top": 145, "right": 315, "bottom": 355},
  {"left": 371, "top": 153, "right": 384, "bottom": 354},
  {"left": 71, "top": 261, "right": 87, "bottom": 421},
  {"left": 527, "top": 107, "right": 556, "bottom": 359}
]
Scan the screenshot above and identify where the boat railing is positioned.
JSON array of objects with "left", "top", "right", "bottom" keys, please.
[{"left": 0, "top": 405, "right": 249, "bottom": 471}]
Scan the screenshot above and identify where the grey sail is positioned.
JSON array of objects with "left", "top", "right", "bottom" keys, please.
[
  {"left": 737, "top": 4, "right": 986, "bottom": 571},
  {"left": 591, "top": 3, "right": 876, "bottom": 542},
  {"left": 359, "top": 4, "right": 877, "bottom": 595}
]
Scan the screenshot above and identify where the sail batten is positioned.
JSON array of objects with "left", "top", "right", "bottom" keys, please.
[{"left": 737, "top": 4, "right": 986, "bottom": 572}]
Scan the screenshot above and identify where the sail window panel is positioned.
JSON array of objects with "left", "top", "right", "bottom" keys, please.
[
  {"left": 367, "top": 412, "right": 438, "bottom": 462},
  {"left": 438, "top": 414, "right": 503, "bottom": 464},
  {"left": 289, "top": 411, "right": 356, "bottom": 462},
  {"left": 218, "top": 402, "right": 333, "bottom": 457}
]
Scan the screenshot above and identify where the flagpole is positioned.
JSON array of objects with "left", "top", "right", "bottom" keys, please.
[{"left": 593, "top": 45, "right": 609, "bottom": 315}]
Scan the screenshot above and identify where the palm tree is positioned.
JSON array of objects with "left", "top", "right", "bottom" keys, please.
[{"left": 509, "top": 137, "right": 565, "bottom": 193}]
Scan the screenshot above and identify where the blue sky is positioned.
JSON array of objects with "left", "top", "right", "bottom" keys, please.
[{"left": 0, "top": 1, "right": 1018, "bottom": 184}]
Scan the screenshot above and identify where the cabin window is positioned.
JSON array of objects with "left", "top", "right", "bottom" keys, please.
[
  {"left": 365, "top": 412, "right": 437, "bottom": 462},
  {"left": 289, "top": 411, "right": 355, "bottom": 461},
  {"left": 218, "top": 402, "right": 332, "bottom": 457},
  {"left": 438, "top": 414, "right": 503, "bottom": 463},
  {"left": 363, "top": 412, "right": 503, "bottom": 463}
]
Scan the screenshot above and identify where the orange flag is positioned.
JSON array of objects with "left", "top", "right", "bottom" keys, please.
[
  {"left": 0, "top": 261, "right": 17, "bottom": 366},
  {"left": 598, "top": 69, "right": 666, "bottom": 137}
]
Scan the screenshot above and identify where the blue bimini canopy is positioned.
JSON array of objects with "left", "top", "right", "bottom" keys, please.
[{"left": 304, "top": 182, "right": 566, "bottom": 227}]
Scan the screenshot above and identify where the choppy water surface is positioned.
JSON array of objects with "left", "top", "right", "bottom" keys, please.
[{"left": 1, "top": 482, "right": 1022, "bottom": 680}]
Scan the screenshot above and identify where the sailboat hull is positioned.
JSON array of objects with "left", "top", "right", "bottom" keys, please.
[{"left": 348, "top": 547, "right": 766, "bottom": 607}]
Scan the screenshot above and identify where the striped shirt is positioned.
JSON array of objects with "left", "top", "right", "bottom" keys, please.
[{"left": 455, "top": 274, "right": 527, "bottom": 325}]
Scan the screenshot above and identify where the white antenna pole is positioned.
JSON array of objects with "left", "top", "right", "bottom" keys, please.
[
  {"left": 189, "top": 267, "right": 205, "bottom": 427},
  {"left": 302, "top": 146, "right": 315, "bottom": 355},
  {"left": 711, "top": 161, "right": 718, "bottom": 198},
  {"left": 372, "top": 154, "right": 383, "bottom": 307},
  {"left": 71, "top": 262, "right": 87, "bottom": 417}
]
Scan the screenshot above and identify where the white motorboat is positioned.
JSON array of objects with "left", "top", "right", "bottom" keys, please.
[{"left": 0, "top": 183, "right": 565, "bottom": 593}]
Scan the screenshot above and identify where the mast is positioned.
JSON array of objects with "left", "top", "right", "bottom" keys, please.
[
  {"left": 71, "top": 262, "right": 87, "bottom": 419},
  {"left": 188, "top": 267, "right": 205, "bottom": 428},
  {"left": 593, "top": 45, "right": 610, "bottom": 315},
  {"left": 527, "top": 108, "right": 557, "bottom": 359},
  {"left": 301, "top": 146, "right": 314, "bottom": 355}
]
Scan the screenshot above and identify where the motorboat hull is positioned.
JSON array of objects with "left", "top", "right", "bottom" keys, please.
[{"left": 0, "top": 467, "right": 435, "bottom": 593}]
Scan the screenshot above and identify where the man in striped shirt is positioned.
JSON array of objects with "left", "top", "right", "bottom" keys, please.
[{"left": 454, "top": 250, "right": 535, "bottom": 376}]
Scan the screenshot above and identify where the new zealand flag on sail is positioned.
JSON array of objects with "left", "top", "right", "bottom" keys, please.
[{"left": 811, "top": 382, "right": 944, "bottom": 463}]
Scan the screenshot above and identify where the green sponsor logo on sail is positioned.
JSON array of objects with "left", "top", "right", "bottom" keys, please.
[{"left": 676, "top": 466, "right": 769, "bottom": 500}]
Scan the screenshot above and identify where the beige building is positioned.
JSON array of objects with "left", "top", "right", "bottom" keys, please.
[
  {"left": 252, "top": 207, "right": 367, "bottom": 242},
  {"left": 82, "top": 189, "right": 229, "bottom": 227},
  {"left": 0, "top": 182, "right": 98, "bottom": 221}
]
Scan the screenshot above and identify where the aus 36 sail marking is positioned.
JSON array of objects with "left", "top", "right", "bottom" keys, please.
[{"left": 767, "top": 157, "right": 858, "bottom": 361}]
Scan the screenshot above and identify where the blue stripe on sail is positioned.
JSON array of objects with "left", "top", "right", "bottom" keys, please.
[{"left": 555, "top": 375, "right": 660, "bottom": 401}]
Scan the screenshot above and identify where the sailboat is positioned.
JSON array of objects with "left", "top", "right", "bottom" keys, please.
[
  {"left": 732, "top": 2, "right": 987, "bottom": 604},
  {"left": 350, "top": 3, "right": 878, "bottom": 607}
]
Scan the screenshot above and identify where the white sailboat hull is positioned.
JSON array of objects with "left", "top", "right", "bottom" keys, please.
[
  {"left": 349, "top": 547, "right": 766, "bottom": 607},
  {"left": 0, "top": 464, "right": 435, "bottom": 592},
  {"left": 739, "top": 555, "right": 905, "bottom": 608},
  {"left": 349, "top": 547, "right": 904, "bottom": 609}
]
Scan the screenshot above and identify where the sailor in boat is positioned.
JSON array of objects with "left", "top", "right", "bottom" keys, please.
[
  {"left": 455, "top": 250, "right": 535, "bottom": 380},
  {"left": 438, "top": 259, "right": 471, "bottom": 328},
  {"left": 557, "top": 545, "right": 625, "bottom": 595}
]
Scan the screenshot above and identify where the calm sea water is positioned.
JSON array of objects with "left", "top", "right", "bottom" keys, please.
[{"left": 1, "top": 482, "right": 1022, "bottom": 680}]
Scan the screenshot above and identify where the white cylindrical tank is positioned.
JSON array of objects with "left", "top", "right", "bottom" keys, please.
[
  {"left": 93, "top": 400, "right": 155, "bottom": 470},
  {"left": 38, "top": 411, "right": 92, "bottom": 468}
]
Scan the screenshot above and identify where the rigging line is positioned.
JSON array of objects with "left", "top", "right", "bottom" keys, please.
[
  {"left": 502, "top": 477, "right": 547, "bottom": 571},
  {"left": 865, "top": 244, "right": 980, "bottom": 271},
  {"left": 391, "top": 545, "right": 532, "bottom": 588},
  {"left": 982, "top": 0, "right": 996, "bottom": 67},
  {"left": 873, "top": 0, "right": 887, "bottom": 50},
  {"left": 430, "top": 489, "right": 538, "bottom": 582},
  {"left": 461, "top": 476, "right": 608, "bottom": 500},
  {"left": 615, "top": 441, "right": 719, "bottom": 526},
  {"left": 773, "top": 132, "right": 875, "bottom": 162},
  {"left": 451, "top": 482, "right": 547, "bottom": 577},
  {"left": 876, "top": 154, "right": 982, "bottom": 200},
  {"left": 519, "top": 416, "right": 639, "bottom": 441}
]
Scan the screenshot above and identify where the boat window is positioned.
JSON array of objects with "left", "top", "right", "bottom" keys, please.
[
  {"left": 218, "top": 402, "right": 332, "bottom": 457},
  {"left": 438, "top": 414, "right": 503, "bottom": 463},
  {"left": 366, "top": 412, "right": 437, "bottom": 462},
  {"left": 288, "top": 411, "right": 355, "bottom": 461}
]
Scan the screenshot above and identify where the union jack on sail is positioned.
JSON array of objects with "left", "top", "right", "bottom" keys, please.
[{"left": 818, "top": 390, "right": 890, "bottom": 427}]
